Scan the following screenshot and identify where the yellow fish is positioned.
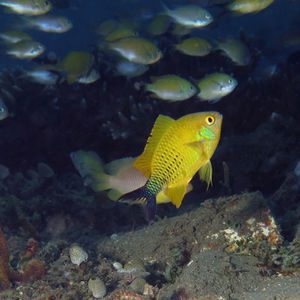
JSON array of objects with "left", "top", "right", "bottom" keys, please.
[
  {"left": 59, "top": 51, "right": 94, "bottom": 84},
  {"left": 0, "top": 0, "right": 52, "bottom": 15},
  {"left": 0, "top": 30, "right": 33, "bottom": 44},
  {"left": 147, "top": 14, "right": 171, "bottom": 36},
  {"left": 227, "top": 0, "right": 274, "bottom": 14},
  {"left": 216, "top": 38, "right": 251, "bottom": 66},
  {"left": 171, "top": 23, "right": 192, "bottom": 36},
  {"left": 70, "top": 150, "right": 192, "bottom": 204},
  {"left": 145, "top": 74, "right": 197, "bottom": 101},
  {"left": 120, "top": 111, "right": 223, "bottom": 221},
  {"left": 6, "top": 40, "right": 45, "bottom": 59},
  {"left": 108, "top": 37, "right": 162, "bottom": 65},
  {"left": 104, "top": 27, "right": 138, "bottom": 42},
  {"left": 96, "top": 19, "right": 119, "bottom": 36},
  {"left": 175, "top": 37, "right": 212, "bottom": 57}
]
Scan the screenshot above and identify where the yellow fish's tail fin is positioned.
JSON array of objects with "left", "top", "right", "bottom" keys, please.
[
  {"left": 119, "top": 181, "right": 158, "bottom": 222},
  {"left": 70, "top": 150, "right": 111, "bottom": 192},
  {"left": 198, "top": 160, "right": 213, "bottom": 189}
]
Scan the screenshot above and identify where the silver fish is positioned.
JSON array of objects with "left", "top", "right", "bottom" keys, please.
[
  {"left": 163, "top": 3, "right": 213, "bottom": 28},
  {"left": 0, "top": 97, "right": 9, "bottom": 120},
  {"left": 25, "top": 69, "right": 59, "bottom": 85},
  {"left": 23, "top": 15, "right": 73, "bottom": 33},
  {"left": 6, "top": 40, "right": 45, "bottom": 59}
]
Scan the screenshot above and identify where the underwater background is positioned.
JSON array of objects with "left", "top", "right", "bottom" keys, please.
[{"left": 0, "top": 0, "right": 300, "bottom": 299}]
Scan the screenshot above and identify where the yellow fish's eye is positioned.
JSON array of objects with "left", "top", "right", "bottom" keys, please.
[{"left": 205, "top": 116, "right": 215, "bottom": 125}]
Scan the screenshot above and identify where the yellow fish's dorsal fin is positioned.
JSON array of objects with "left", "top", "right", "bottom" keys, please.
[
  {"left": 134, "top": 114, "right": 175, "bottom": 175},
  {"left": 165, "top": 183, "right": 187, "bottom": 208},
  {"left": 198, "top": 160, "right": 213, "bottom": 189},
  {"left": 105, "top": 157, "right": 136, "bottom": 175}
]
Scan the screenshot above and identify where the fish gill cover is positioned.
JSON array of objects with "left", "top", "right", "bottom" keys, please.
[{"left": 0, "top": 0, "right": 300, "bottom": 298}]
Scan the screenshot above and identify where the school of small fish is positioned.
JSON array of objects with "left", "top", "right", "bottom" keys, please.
[
  {"left": 0, "top": 0, "right": 272, "bottom": 103},
  {"left": 0, "top": 0, "right": 279, "bottom": 221}
]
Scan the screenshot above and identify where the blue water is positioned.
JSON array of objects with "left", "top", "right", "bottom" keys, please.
[{"left": 0, "top": 0, "right": 299, "bottom": 71}]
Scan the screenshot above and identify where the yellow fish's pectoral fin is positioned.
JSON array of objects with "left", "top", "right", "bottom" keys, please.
[
  {"left": 198, "top": 160, "right": 213, "bottom": 189},
  {"left": 185, "top": 141, "right": 203, "bottom": 152},
  {"left": 165, "top": 183, "right": 187, "bottom": 208},
  {"left": 134, "top": 114, "right": 175, "bottom": 176}
]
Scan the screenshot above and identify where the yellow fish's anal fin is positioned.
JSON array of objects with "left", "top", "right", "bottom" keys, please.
[
  {"left": 156, "top": 183, "right": 193, "bottom": 204},
  {"left": 134, "top": 114, "right": 175, "bottom": 175},
  {"left": 156, "top": 190, "right": 171, "bottom": 204},
  {"left": 165, "top": 183, "right": 187, "bottom": 208},
  {"left": 198, "top": 160, "right": 213, "bottom": 189}
]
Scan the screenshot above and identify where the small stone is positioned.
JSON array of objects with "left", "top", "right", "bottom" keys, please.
[
  {"left": 88, "top": 277, "right": 106, "bottom": 298},
  {"left": 69, "top": 244, "right": 88, "bottom": 266},
  {"left": 123, "top": 258, "right": 146, "bottom": 273},
  {"left": 112, "top": 261, "right": 123, "bottom": 271},
  {"left": 110, "top": 233, "right": 118, "bottom": 239},
  {"left": 122, "top": 258, "right": 150, "bottom": 278},
  {"left": 129, "top": 277, "right": 146, "bottom": 294}
]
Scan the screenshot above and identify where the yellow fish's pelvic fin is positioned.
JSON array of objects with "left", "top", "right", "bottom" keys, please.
[
  {"left": 165, "top": 183, "right": 187, "bottom": 208},
  {"left": 186, "top": 183, "right": 193, "bottom": 193},
  {"left": 198, "top": 160, "right": 213, "bottom": 189},
  {"left": 134, "top": 114, "right": 175, "bottom": 176}
]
